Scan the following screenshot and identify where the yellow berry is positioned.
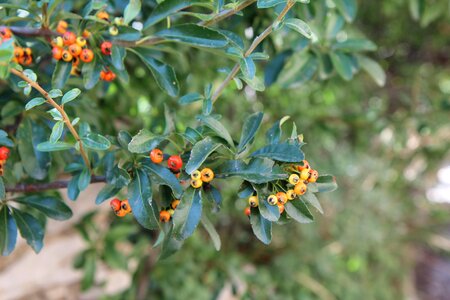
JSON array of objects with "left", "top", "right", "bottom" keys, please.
[
  {"left": 201, "top": 168, "right": 214, "bottom": 183},
  {"left": 286, "top": 189, "right": 296, "bottom": 200},
  {"left": 191, "top": 179, "right": 203, "bottom": 189},
  {"left": 267, "top": 194, "right": 277, "bottom": 206},
  {"left": 300, "top": 169, "right": 310, "bottom": 181},
  {"left": 288, "top": 174, "right": 300, "bottom": 185},
  {"left": 191, "top": 170, "right": 201, "bottom": 180},
  {"left": 248, "top": 195, "right": 259, "bottom": 207},
  {"left": 294, "top": 182, "right": 307, "bottom": 195}
]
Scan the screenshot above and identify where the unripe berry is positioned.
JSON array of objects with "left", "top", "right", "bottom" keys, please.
[
  {"left": 286, "top": 189, "right": 296, "bottom": 200},
  {"left": 248, "top": 195, "right": 259, "bottom": 207},
  {"left": 51, "top": 36, "right": 64, "bottom": 48},
  {"left": 114, "top": 17, "right": 124, "bottom": 25},
  {"left": 168, "top": 208, "right": 175, "bottom": 216},
  {"left": 150, "top": 148, "right": 164, "bottom": 164},
  {"left": 159, "top": 210, "right": 170, "bottom": 222},
  {"left": 109, "top": 26, "right": 119, "bottom": 36},
  {"left": 191, "top": 170, "right": 201, "bottom": 180},
  {"left": 61, "top": 50, "right": 73, "bottom": 62},
  {"left": 288, "top": 174, "right": 300, "bottom": 185},
  {"left": 200, "top": 168, "right": 214, "bottom": 183},
  {"left": 267, "top": 194, "right": 277, "bottom": 206},
  {"left": 191, "top": 179, "right": 203, "bottom": 189},
  {"left": 62, "top": 31, "right": 76, "bottom": 45},
  {"left": 101, "top": 41, "right": 112, "bottom": 55},
  {"left": 68, "top": 44, "right": 82, "bottom": 56},
  {"left": 308, "top": 169, "right": 319, "bottom": 183},
  {"left": 276, "top": 192, "right": 288, "bottom": 204},
  {"left": 76, "top": 37, "right": 87, "bottom": 47},
  {"left": 294, "top": 182, "right": 307, "bottom": 195},
  {"left": 80, "top": 48, "right": 94, "bottom": 62}
]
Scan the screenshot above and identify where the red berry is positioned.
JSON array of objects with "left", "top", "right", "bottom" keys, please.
[
  {"left": 244, "top": 207, "right": 251, "bottom": 217},
  {"left": 62, "top": 31, "right": 76, "bottom": 46},
  {"left": 110, "top": 198, "right": 121, "bottom": 212},
  {"left": 0, "top": 147, "right": 10, "bottom": 160},
  {"left": 101, "top": 41, "right": 112, "bottom": 55},
  {"left": 167, "top": 155, "right": 182, "bottom": 171}
]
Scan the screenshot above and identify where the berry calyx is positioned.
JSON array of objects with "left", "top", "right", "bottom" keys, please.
[
  {"left": 288, "top": 174, "right": 300, "bottom": 185},
  {"left": 248, "top": 195, "right": 259, "bottom": 207},
  {"left": 200, "top": 168, "right": 214, "bottom": 183},
  {"left": 191, "top": 170, "right": 201, "bottom": 180},
  {"left": 276, "top": 192, "right": 288, "bottom": 205},
  {"left": 308, "top": 169, "right": 319, "bottom": 183},
  {"left": 267, "top": 194, "right": 278, "bottom": 206},
  {"left": 191, "top": 179, "right": 203, "bottom": 189},
  {"left": 294, "top": 182, "right": 307, "bottom": 195},
  {"left": 159, "top": 210, "right": 170, "bottom": 222},
  {"left": 101, "top": 41, "right": 112, "bottom": 55},
  {"left": 168, "top": 155, "right": 182, "bottom": 171},
  {"left": 80, "top": 48, "right": 94, "bottom": 62},
  {"left": 150, "top": 148, "right": 164, "bottom": 164}
]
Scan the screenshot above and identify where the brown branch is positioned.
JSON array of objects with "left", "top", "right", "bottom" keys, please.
[
  {"left": 200, "top": 0, "right": 257, "bottom": 27},
  {"left": 5, "top": 176, "right": 106, "bottom": 193},
  {"left": 211, "top": 0, "right": 296, "bottom": 102},
  {"left": 4, "top": 26, "right": 58, "bottom": 37},
  {"left": 10, "top": 68, "right": 91, "bottom": 171}
]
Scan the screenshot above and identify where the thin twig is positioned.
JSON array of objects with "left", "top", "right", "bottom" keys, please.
[
  {"left": 10, "top": 68, "right": 91, "bottom": 171},
  {"left": 211, "top": 0, "right": 296, "bottom": 102},
  {"left": 5, "top": 176, "right": 106, "bottom": 193},
  {"left": 200, "top": 0, "right": 257, "bottom": 27},
  {"left": 4, "top": 26, "right": 57, "bottom": 37}
]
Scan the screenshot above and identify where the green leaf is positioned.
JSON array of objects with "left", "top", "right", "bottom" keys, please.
[
  {"left": 25, "top": 97, "right": 46, "bottom": 110},
  {"left": 196, "top": 115, "right": 234, "bottom": 148},
  {"left": 78, "top": 168, "right": 91, "bottom": 191},
  {"left": 335, "top": 0, "right": 357, "bottom": 22},
  {"left": 266, "top": 116, "right": 290, "bottom": 144},
  {"left": 142, "top": 160, "right": 183, "bottom": 198},
  {"left": 278, "top": 53, "right": 318, "bottom": 88},
  {"left": 332, "top": 39, "right": 377, "bottom": 52},
  {"left": 95, "top": 184, "right": 122, "bottom": 205},
  {"left": 249, "top": 207, "right": 272, "bottom": 244},
  {"left": 128, "top": 129, "right": 165, "bottom": 153},
  {"left": 0, "top": 206, "right": 17, "bottom": 256},
  {"left": 185, "top": 137, "right": 221, "bottom": 174},
  {"left": 358, "top": 55, "right": 386, "bottom": 87},
  {"left": 17, "top": 119, "right": 51, "bottom": 180},
  {"left": 81, "top": 133, "right": 111, "bottom": 151},
  {"left": 117, "top": 130, "right": 132, "bottom": 149},
  {"left": 13, "top": 209, "right": 44, "bottom": 253},
  {"left": 82, "top": 57, "right": 102, "bottom": 89},
  {"left": 15, "top": 195, "right": 73, "bottom": 220},
  {"left": 67, "top": 174, "right": 80, "bottom": 201},
  {"left": 52, "top": 61, "right": 71, "bottom": 89},
  {"left": 48, "top": 89, "right": 63, "bottom": 98},
  {"left": 201, "top": 214, "right": 221, "bottom": 251},
  {"left": 315, "top": 175, "right": 338, "bottom": 193},
  {"left": 0, "top": 130, "right": 13, "bottom": 147},
  {"left": 179, "top": 93, "right": 204, "bottom": 105},
  {"left": 61, "top": 88, "right": 81, "bottom": 104},
  {"left": 284, "top": 200, "right": 314, "bottom": 223},
  {"left": 133, "top": 48, "right": 179, "bottom": 97},
  {"left": 216, "top": 158, "right": 287, "bottom": 184},
  {"left": 258, "top": 196, "right": 280, "bottom": 222},
  {"left": 284, "top": 18, "right": 313, "bottom": 39},
  {"left": 159, "top": 226, "right": 183, "bottom": 260},
  {"left": 124, "top": 0, "right": 141, "bottom": 25},
  {"left": 251, "top": 142, "right": 304, "bottom": 162},
  {"left": 237, "top": 112, "right": 263, "bottom": 153},
  {"left": 156, "top": 24, "right": 228, "bottom": 48},
  {"left": 0, "top": 177, "right": 4, "bottom": 200},
  {"left": 37, "top": 141, "right": 73, "bottom": 152},
  {"left": 301, "top": 190, "right": 323, "bottom": 214},
  {"left": 239, "top": 57, "right": 256, "bottom": 79},
  {"left": 330, "top": 52, "right": 353, "bottom": 81},
  {"left": 257, "top": 0, "right": 285, "bottom": 8},
  {"left": 127, "top": 169, "right": 159, "bottom": 230},
  {"left": 144, "top": 0, "right": 205, "bottom": 28},
  {"left": 173, "top": 187, "right": 202, "bottom": 240},
  {"left": 111, "top": 46, "right": 126, "bottom": 71},
  {"left": 49, "top": 121, "right": 64, "bottom": 143}
]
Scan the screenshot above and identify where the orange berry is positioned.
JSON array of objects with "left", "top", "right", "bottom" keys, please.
[
  {"left": 308, "top": 169, "right": 319, "bottom": 183},
  {"left": 0, "top": 28, "right": 12, "bottom": 39},
  {"left": 171, "top": 200, "right": 180, "bottom": 210},
  {"left": 19, "top": 55, "right": 32, "bottom": 65},
  {"left": 150, "top": 148, "right": 164, "bottom": 164},
  {"left": 297, "top": 160, "right": 310, "bottom": 171},
  {"left": 14, "top": 47, "right": 24, "bottom": 58},
  {"left": 244, "top": 207, "right": 251, "bottom": 217},
  {"left": 278, "top": 203, "right": 285, "bottom": 214},
  {"left": 62, "top": 31, "right": 76, "bottom": 45},
  {"left": 61, "top": 50, "right": 73, "bottom": 62},
  {"left": 97, "top": 11, "right": 110, "bottom": 21},
  {"left": 52, "top": 47, "right": 63, "bottom": 60},
  {"left": 68, "top": 44, "right": 82, "bottom": 56},
  {"left": 82, "top": 30, "right": 91, "bottom": 38},
  {"left": 56, "top": 20, "right": 68, "bottom": 34},
  {"left": 200, "top": 168, "right": 214, "bottom": 183},
  {"left": 24, "top": 48, "right": 32, "bottom": 56},
  {"left": 121, "top": 199, "right": 132, "bottom": 214},
  {"left": 276, "top": 192, "right": 288, "bottom": 205},
  {"left": 168, "top": 155, "right": 183, "bottom": 171},
  {"left": 159, "top": 210, "right": 171, "bottom": 222},
  {"left": 115, "top": 209, "right": 127, "bottom": 217},
  {"left": 294, "top": 182, "right": 307, "bottom": 196},
  {"left": 72, "top": 56, "right": 80, "bottom": 66},
  {"left": 80, "top": 48, "right": 94, "bottom": 62}
]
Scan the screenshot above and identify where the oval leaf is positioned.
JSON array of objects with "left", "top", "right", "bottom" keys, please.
[
  {"left": 15, "top": 195, "right": 73, "bottom": 220},
  {"left": 185, "top": 137, "right": 221, "bottom": 174}
]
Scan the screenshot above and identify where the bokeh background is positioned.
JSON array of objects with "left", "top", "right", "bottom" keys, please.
[{"left": 1, "top": 0, "right": 450, "bottom": 299}]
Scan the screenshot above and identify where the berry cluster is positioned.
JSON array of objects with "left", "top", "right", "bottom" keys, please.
[
  {"left": 190, "top": 168, "right": 214, "bottom": 189},
  {"left": 150, "top": 148, "right": 183, "bottom": 178},
  {"left": 244, "top": 160, "right": 319, "bottom": 216},
  {"left": 0, "top": 146, "right": 10, "bottom": 176},
  {"left": 159, "top": 199, "right": 180, "bottom": 223},
  {"left": 96, "top": 11, "right": 121, "bottom": 36},
  {"left": 1, "top": 28, "right": 33, "bottom": 66},
  {"left": 109, "top": 198, "right": 132, "bottom": 217}
]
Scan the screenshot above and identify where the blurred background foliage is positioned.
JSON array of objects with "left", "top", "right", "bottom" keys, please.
[{"left": 2, "top": 0, "right": 450, "bottom": 299}]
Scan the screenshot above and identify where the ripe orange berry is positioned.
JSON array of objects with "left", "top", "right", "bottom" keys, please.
[
  {"left": 97, "top": 11, "right": 110, "bottom": 21},
  {"left": 72, "top": 56, "right": 80, "bottom": 66},
  {"left": 191, "top": 170, "right": 201, "bottom": 180},
  {"left": 168, "top": 155, "right": 182, "bottom": 171},
  {"left": 56, "top": 20, "right": 68, "bottom": 34},
  {"left": 278, "top": 203, "right": 285, "bottom": 214},
  {"left": 286, "top": 189, "right": 296, "bottom": 200},
  {"left": 101, "top": 41, "right": 112, "bottom": 55},
  {"left": 52, "top": 47, "right": 63, "bottom": 60},
  {"left": 171, "top": 200, "right": 180, "bottom": 210},
  {"left": 300, "top": 169, "right": 310, "bottom": 181},
  {"left": 191, "top": 179, "right": 203, "bottom": 189},
  {"left": 276, "top": 192, "right": 288, "bottom": 204},
  {"left": 19, "top": 55, "right": 32, "bottom": 65},
  {"left": 14, "top": 47, "right": 24, "bottom": 58},
  {"left": 294, "top": 182, "right": 307, "bottom": 196},
  {"left": 159, "top": 210, "right": 170, "bottom": 222},
  {"left": 308, "top": 169, "right": 319, "bottom": 183},
  {"left": 80, "top": 48, "right": 94, "bottom": 62},
  {"left": 24, "top": 48, "right": 32, "bottom": 56},
  {"left": 297, "top": 160, "right": 310, "bottom": 171},
  {"left": 200, "top": 168, "right": 214, "bottom": 183},
  {"left": 115, "top": 209, "right": 127, "bottom": 217},
  {"left": 288, "top": 174, "right": 300, "bottom": 185},
  {"left": 121, "top": 199, "right": 132, "bottom": 214},
  {"left": 68, "top": 44, "right": 82, "bottom": 56},
  {"left": 110, "top": 198, "right": 121, "bottom": 212},
  {"left": 76, "top": 37, "right": 86, "bottom": 47},
  {"left": 267, "top": 194, "right": 277, "bottom": 206},
  {"left": 248, "top": 195, "right": 259, "bottom": 207},
  {"left": 150, "top": 148, "right": 164, "bottom": 164},
  {"left": 244, "top": 207, "right": 251, "bottom": 217},
  {"left": 0, "top": 28, "right": 12, "bottom": 39},
  {"left": 100, "top": 70, "right": 116, "bottom": 81},
  {"left": 62, "top": 31, "right": 76, "bottom": 45},
  {"left": 70, "top": 66, "right": 81, "bottom": 76},
  {"left": 82, "top": 30, "right": 91, "bottom": 38},
  {"left": 61, "top": 50, "right": 73, "bottom": 62}
]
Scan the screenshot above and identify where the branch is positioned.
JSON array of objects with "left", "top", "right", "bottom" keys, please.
[
  {"left": 4, "top": 26, "right": 58, "bottom": 37},
  {"left": 211, "top": 0, "right": 296, "bottom": 102},
  {"left": 9, "top": 68, "right": 92, "bottom": 171},
  {"left": 5, "top": 176, "right": 106, "bottom": 193},
  {"left": 200, "top": 0, "right": 257, "bottom": 27}
]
